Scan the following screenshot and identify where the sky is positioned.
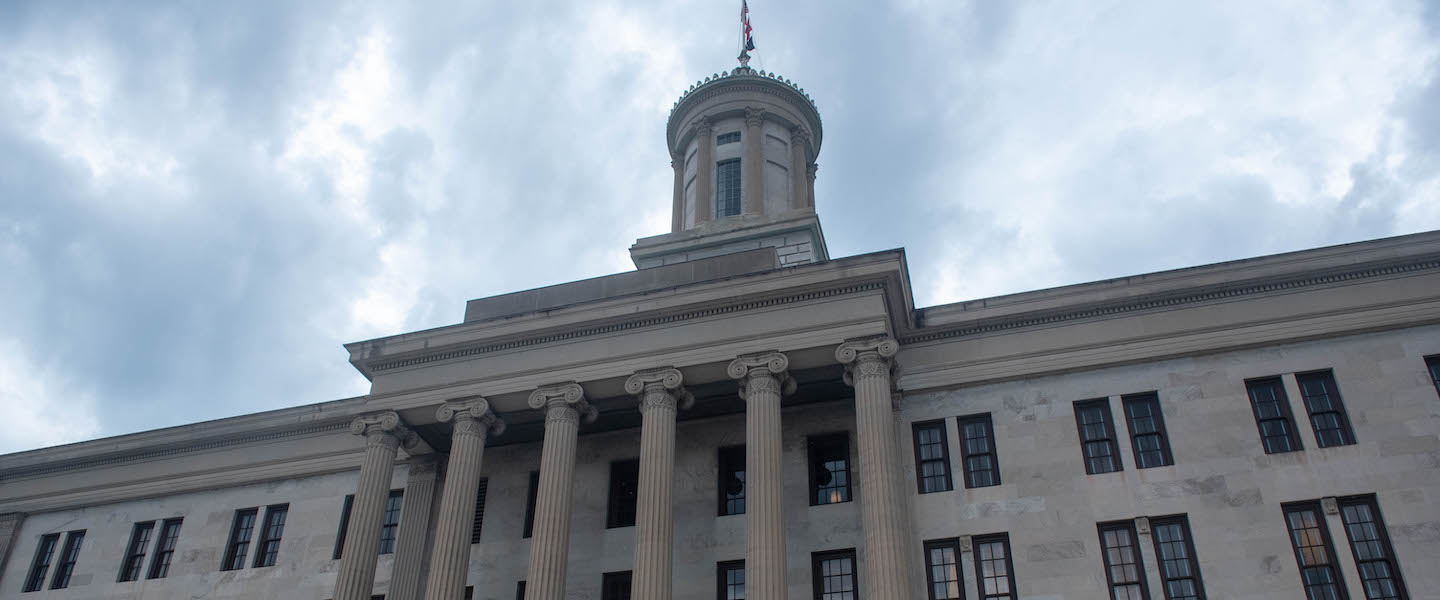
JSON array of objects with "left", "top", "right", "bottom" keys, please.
[{"left": 1, "top": 1, "right": 1437, "bottom": 454}]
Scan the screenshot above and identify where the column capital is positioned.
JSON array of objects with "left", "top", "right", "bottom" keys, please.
[
  {"left": 625, "top": 367, "right": 695, "bottom": 413},
  {"left": 728, "top": 351, "right": 796, "bottom": 398},
  {"left": 790, "top": 126, "right": 811, "bottom": 146},
  {"left": 671, "top": 156, "right": 682, "bottom": 169},
  {"left": 694, "top": 117, "right": 713, "bottom": 138},
  {"left": 744, "top": 107, "right": 766, "bottom": 128},
  {"left": 437, "top": 397, "right": 506, "bottom": 438},
  {"left": 350, "top": 411, "right": 419, "bottom": 451},
  {"left": 807, "top": 162, "right": 819, "bottom": 178},
  {"left": 528, "top": 382, "right": 599, "bottom": 425},
  {"left": 836, "top": 335, "right": 900, "bottom": 387}
]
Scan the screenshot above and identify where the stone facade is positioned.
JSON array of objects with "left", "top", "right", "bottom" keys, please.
[{"left": 2, "top": 60, "right": 1439, "bottom": 600}]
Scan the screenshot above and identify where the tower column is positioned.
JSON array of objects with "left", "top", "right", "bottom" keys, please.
[
  {"left": 389, "top": 455, "right": 440, "bottom": 600},
  {"left": 525, "top": 383, "right": 597, "bottom": 600},
  {"left": 694, "top": 118, "right": 715, "bottom": 224},
  {"left": 335, "top": 412, "right": 418, "bottom": 600},
  {"left": 806, "top": 163, "right": 818, "bottom": 209},
  {"left": 837, "top": 336, "right": 912, "bottom": 600},
  {"left": 789, "top": 128, "right": 810, "bottom": 209},
  {"left": 728, "top": 351, "right": 796, "bottom": 600},
  {"left": 743, "top": 107, "right": 766, "bottom": 214},
  {"left": 625, "top": 368, "right": 693, "bottom": 600},
  {"left": 423, "top": 398, "right": 504, "bottom": 600},
  {"left": 671, "top": 156, "right": 685, "bottom": 232}
]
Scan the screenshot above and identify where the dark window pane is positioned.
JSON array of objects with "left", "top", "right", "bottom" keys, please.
[
  {"left": 1284, "top": 504, "right": 1346, "bottom": 600},
  {"left": 147, "top": 518, "right": 183, "bottom": 579},
  {"left": 912, "top": 420, "right": 953, "bottom": 494},
  {"left": 381, "top": 490, "right": 404, "bottom": 554},
  {"left": 1246, "top": 378, "right": 1300, "bottom": 454},
  {"left": 958, "top": 414, "right": 1001, "bottom": 488},
  {"left": 1151, "top": 517, "right": 1204, "bottom": 600},
  {"left": 333, "top": 495, "right": 354, "bottom": 560},
  {"left": 716, "top": 132, "right": 741, "bottom": 146},
  {"left": 222, "top": 508, "right": 258, "bottom": 571},
  {"left": 49, "top": 530, "right": 84, "bottom": 590},
  {"left": 811, "top": 550, "right": 857, "bottom": 600},
  {"left": 524, "top": 471, "right": 540, "bottom": 538},
  {"left": 924, "top": 539, "right": 963, "bottom": 600},
  {"left": 1296, "top": 372, "right": 1355, "bottom": 448},
  {"left": 607, "top": 459, "right": 640, "bottom": 528},
  {"left": 1100, "top": 523, "right": 1150, "bottom": 600},
  {"left": 1123, "top": 393, "right": 1174, "bottom": 468},
  {"left": 1338, "top": 496, "right": 1408, "bottom": 600},
  {"left": 716, "top": 160, "right": 742, "bottom": 217},
  {"left": 471, "top": 479, "right": 488, "bottom": 544},
  {"left": 973, "top": 534, "right": 1016, "bottom": 600},
  {"left": 253, "top": 505, "right": 288, "bottom": 568},
  {"left": 602, "top": 571, "right": 633, "bottom": 600},
  {"left": 23, "top": 533, "right": 60, "bottom": 592},
  {"left": 1426, "top": 356, "right": 1440, "bottom": 398},
  {"left": 119, "top": 522, "right": 154, "bottom": 582},
  {"left": 718, "top": 560, "right": 745, "bottom": 600},
  {"left": 719, "top": 446, "right": 746, "bottom": 516},
  {"left": 808, "top": 433, "right": 851, "bottom": 505},
  {"left": 1074, "top": 400, "right": 1122, "bottom": 474}
]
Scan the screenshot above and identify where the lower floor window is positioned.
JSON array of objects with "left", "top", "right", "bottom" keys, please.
[
  {"left": 1151, "top": 516, "right": 1205, "bottom": 600},
  {"left": 718, "top": 560, "right": 745, "bottom": 600},
  {"left": 812, "top": 549, "right": 858, "bottom": 600},
  {"left": 924, "top": 539, "right": 963, "bottom": 600},
  {"left": 973, "top": 533, "right": 1016, "bottom": 600},
  {"left": 1099, "top": 522, "right": 1150, "bottom": 600}
]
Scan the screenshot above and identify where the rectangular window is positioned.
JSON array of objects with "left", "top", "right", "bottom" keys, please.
[
  {"left": 22, "top": 532, "right": 59, "bottom": 592},
  {"left": 1074, "top": 399, "right": 1123, "bottom": 474},
  {"left": 718, "top": 560, "right": 745, "bottom": 600},
  {"left": 1099, "top": 522, "right": 1150, "bottom": 600},
  {"left": 48, "top": 530, "right": 84, "bottom": 590},
  {"left": 1426, "top": 356, "right": 1440, "bottom": 397},
  {"left": 716, "top": 159, "right": 742, "bottom": 217},
  {"left": 607, "top": 458, "right": 640, "bottom": 528},
  {"left": 811, "top": 549, "right": 858, "bottom": 600},
  {"left": 957, "top": 413, "right": 1001, "bottom": 488},
  {"left": 923, "top": 538, "right": 963, "bottom": 600},
  {"left": 1338, "top": 495, "right": 1408, "bottom": 600},
  {"left": 716, "top": 132, "right": 741, "bottom": 146},
  {"left": 380, "top": 490, "right": 404, "bottom": 553},
  {"left": 523, "top": 471, "right": 539, "bottom": 538},
  {"left": 222, "top": 508, "right": 258, "bottom": 571},
  {"left": 718, "top": 445, "right": 746, "bottom": 516},
  {"left": 1283, "top": 502, "right": 1347, "bottom": 600},
  {"left": 912, "top": 420, "right": 953, "bottom": 493},
  {"left": 470, "top": 479, "right": 487, "bottom": 544},
  {"left": 1150, "top": 516, "right": 1204, "bottom": 600},
  {"left": 1122, "top": 393, "right": 1174, "bottom": 468},
  {"left": 147, "top": 518, "right": 183, "bottom": 579},
  {"left": 333, "top": 495, "right": 355, "bottom": 559},
  {"left": 1246, "top": 378, "right": 1302, "bottom": 453},
  {"left": 602, "top": 570, "right": 633, "bottom": 600},
  {"left": 253, "top": 504, "right": 288, "bottom": 568},
  {"left": 119, "top": 521, "right": 155, "bottom": 582},
  {"left": 808, "top": 433, "right": 852, "bottom": 505},
  {"left": 973, "top": 534, "right": 1016, "bottom": 600},
  {"left": 1295, "top": 371, "right": 1356, "bottom": 447}
]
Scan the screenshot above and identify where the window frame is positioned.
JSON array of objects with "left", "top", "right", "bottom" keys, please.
[
  {"left": 716, "top": 131, "right": 742, "bottom": 146},
  {"left": 49, "top": 530, "right": 84, "bottom": 590},
  {"left": 523, "top": 470, "right": 540, "bottom": 539},
  {"left": 807, "top": 432, "right": 853, "bottom": 506},
  {"left": 971, "top": 533, "right": 1017, "bottom": 600},
  {"left": 1336, "top": 494, "right": 1409, "bottom": 600},
  {"left": 606, "top": 458, "right": 641, "bottom": 529},
  {"left": 718, "top": 445, "right": 746, "bottom": 516},
  {"left": 147, "top": 518, "right": 183, "bottom": 580},
  {"left": 1098, "top": 520, "right": 1151, "bottom": 600},
  {"left": 1282, "top": 501, "right": 1349, "bottom": 600},
  {"left": 252, "top": 503, "right": 288, "bottom": 568},
  {"left": 1245, "top": 377, "right": 1303, "bottom": 454},
  {"left": 22, "top": 532, "right": 60, "bottom": 592},
  {"left": 717, "top": 559, "right": 745, "bottom": 600},
  {"left": 221, "top": 508, "right": 258, "bottom": 571},
  {"left": 1121, "top": 392, "right": 1174, "bottom": 469},
  {"left": 923, "top": 537, "right": 964, "bottom": 600},
  {"left": 956, "top": 413, "right": 1001, "bottom": 488},
  {"left": 380, "top": 489, "right": 404, "bottom": 553},
  {"left": 810, "top": 548, "right": 859, "bottom": 600},
  {"left": 118, "top": 521, "right": 155, "bottom": 582},
  {"left": 601, "top": 570, "right": 634, "bottom": 600},
  {"left": 333, "top": 495, "right": 355, "bottom": 559},
  {"left": 1425, "top": 355, "right": 1440, "bottom": 398},
  {"left": 715, "top": 159, "right": 742, "bottom": 218},
  {"left": 1149, "top": 515, "right": 1206, "bottom": 600},
  {"left": 470, "top": 479, "right": 487, "bottom": 544},
  {"left": 1294, "top": 370, "right": 1357, "bottom": 448},
  {"left": 912, "top": 419, "right": 954, "bottom": 494},
  {"left": 1074, "top": 399, "right": 1124, "bottom": 474}
]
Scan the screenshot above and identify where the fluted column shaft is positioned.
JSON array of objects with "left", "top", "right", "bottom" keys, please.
[
  {"left": 789, "top": 129, "right": 810, "bottom": 209},
  {"left": 838, "top": 337, "right": 911, "bottom": 600},
  {"left": 694, "top": 119, "right": 715, "bottom": 224},
  {"left": 671, "top": 157, "right": 685, "bottom": 232},
  {"left": 424, "top": 399, "right": 504, "bottom": 600},
  {"left": 626, "top": 369, "right": 692, "bottom": 600},
  {"left": 336, "top": 412, "right": 416, "bottom": 600},
  {"left": 525, "top": 383, "right": 595, "bottom": 600},
  {"left": 743, "top": 108, "right": 766, "bottom": 214},
  {"left": 729, "top": 352, "right": 795, "bottom": 600},
  {"left": 806, "top": 163, "right": 817, "bottom": 210},
  {"left": 389, "top": 456, "right": 440, "bottom": 600}
]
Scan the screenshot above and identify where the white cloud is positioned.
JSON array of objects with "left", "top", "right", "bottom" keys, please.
[{"left": 0, "top": 339, "right": 101, "bottom": 453}]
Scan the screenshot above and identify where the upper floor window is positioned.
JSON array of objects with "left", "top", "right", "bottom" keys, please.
[
  {"left": 147, "top": 518, "right": 183, "bottom": 579},
  {"left": 471, "top": 479, "right": 488, "bottom": 544},
  {"left": 1295, "top": 371, "right": 1355, "bottom": 447},
  {"left": 912, "top": 420, "right": 953, "bottom": 493},
  {"left": 1426, "top": 356, "right": 1440, "bottom": 397},
  {"left": 811, "top": 549, "right": 858, "bottom": 600},
  {"left": 718, "top": 560, "right": 745, "bottom": 600},
  {"left": 958, "top": 413, "right": 1001, "bottom": 488},
  {"left": 1283, "top": 502, "right": 1346, "bottom": 600},
  {"left": 717, "top": 132, "right": 741, "bottom": 146},
  {"left": 607, "top": 458, "right": 640, "bottom": 528},
  {"left": 22, "top": 532, "right": 59, "bottom": 592},
  {"left": 1122, "top": 393, "right": 1174, "bottom": 468},
  {"left": 923, "top": 538, "right": 963, "bottom": 600},
  {"left": 334, "top": 495, "right": 354, "bottom": 559},
  {"left": 1246, "top": 378, "right": 1302, "bottom": 454},
  {"left": 973, "top": 533, "right": 1017, "bottom": 600},
  {"left": 716, "top": 159, "right": 742, "bottom": 217},
  {"left": 1338, "top": 495, "right": 1408, "bottom": 600},
  {"left": 718, "top": 445, "right": 746, "bottom": 516},
  {"left": 1150, "top": 516, "right": 1205, "bottom": 600},
  {"left": 253, "top": 504, "right": 288, "bottom": 568},
  {"left": 222, "top": 508, "right": 259, "bottom": 571},
  {"left": 119, "top": 521, "right": 155, "bottom": 582},
  {"left": 808, "top": 433, "right": 852, "bottom": 505},
  {"left": 1099, "top": 521, "right": 1150, "bottom": 600},
  {"left": 1074, "top": 399, "right": 1123, "bottom": 474},
  {"left": 380, "top": 490, "right": 404, "bottom": 553},
  {"left": 49, "top": 530, "right": 84, "bottom": 590},
  {"left": 523, "top": 471, "right": 540, "bottom": 538},
  {"left": 602, "top": 570, "right": 633, "bottom": 600}
]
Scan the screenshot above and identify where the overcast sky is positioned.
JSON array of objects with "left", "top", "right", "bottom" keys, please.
[{"left": 2, "top": 1, "right": 1437, "bottom": 453}]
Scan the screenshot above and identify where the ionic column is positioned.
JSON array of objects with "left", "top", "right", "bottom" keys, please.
[
  {"left": 742, "top": 108, "right": 766, "bottom": 214},
  {"left": 423, "top": 398, "right": 505, "bottom": 600},
  {"left": 806, "top": 163, "right": 818, "bottom": 208},
  {"left": 625, "top": 368, "right": 694, "bottom": 600},
  {"left": 389, "top": 455, "right": 441, "bottom": 600},
  {"left": 789, "top": 128, "right": 810, "bottom": 210},
  {"left": 671, "top": 156, "right": 685, "bottom": 232},
  {"left": 727, "top": 351, "right": 796, "bottom": 600},
  {"left": 335, "top": 412, "right": 418, "bottom": 600},
  {"left": 524, "top": 383, "right": 597, "bottom": 600},
  {"left": 837, "top": 336, "right": 911, "bottom": 600},
  {"left": 694, "top": 118, "right": 715, "bottom": 224}
]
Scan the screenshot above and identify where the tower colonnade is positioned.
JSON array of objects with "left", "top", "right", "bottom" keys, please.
[{"left": 331, "top": 336, "right": 911, "bottom": 600}]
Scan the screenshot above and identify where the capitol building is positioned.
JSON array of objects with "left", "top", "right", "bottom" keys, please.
[{"left": 1, "top": 57, "right": 1438, "bottom": 600}]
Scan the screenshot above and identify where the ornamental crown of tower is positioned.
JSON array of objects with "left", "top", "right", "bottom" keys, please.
[{"left": 628, "top": 65, "right": 829, "bottom": 270}]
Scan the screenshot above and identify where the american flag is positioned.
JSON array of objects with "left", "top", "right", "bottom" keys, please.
[{"left": 741, "top": 1, "right": 755, "bottom": 53}]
